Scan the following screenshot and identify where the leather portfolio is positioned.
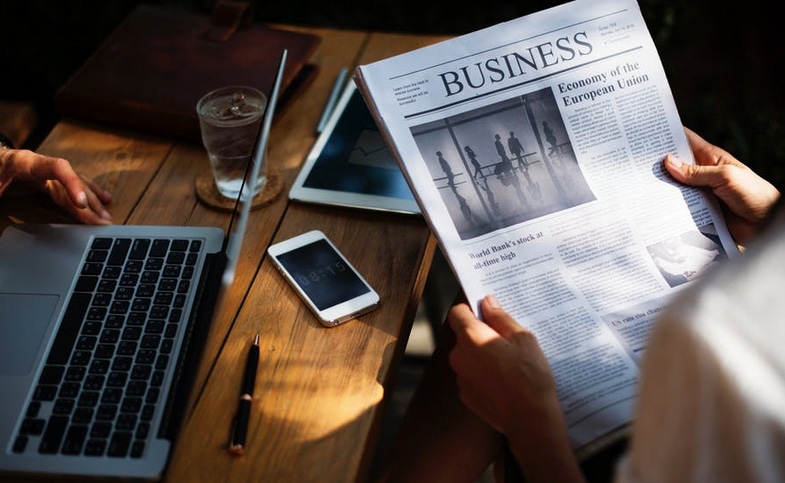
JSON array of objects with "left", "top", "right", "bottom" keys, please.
[{"left": 54, "top": 3, "right": 320, "bottom": 142}]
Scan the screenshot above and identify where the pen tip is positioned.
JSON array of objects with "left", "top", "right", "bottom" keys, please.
[{"left": 254, "top": 333, "right": 259, "bottom": 345}]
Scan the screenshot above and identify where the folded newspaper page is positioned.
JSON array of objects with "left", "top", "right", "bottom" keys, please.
[{"left": 355, "top": 0, "right": 738, "bottom": 453}]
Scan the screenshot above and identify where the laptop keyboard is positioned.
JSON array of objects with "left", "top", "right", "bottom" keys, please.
[{"left": 12, "top": 236, "right": 205, "bottom": 459}]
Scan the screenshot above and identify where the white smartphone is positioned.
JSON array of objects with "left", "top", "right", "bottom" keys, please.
[{"left": 267, "top": 230, "right": 380, "bottom": 327}]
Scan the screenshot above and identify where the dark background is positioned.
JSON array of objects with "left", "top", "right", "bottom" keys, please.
[{"left": 1, "top": 0, "right": 783, "bottom": 190}]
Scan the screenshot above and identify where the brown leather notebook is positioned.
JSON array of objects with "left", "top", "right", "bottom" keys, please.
[{"left": 54, "top": 4, "right": 320, "bottom": 143}]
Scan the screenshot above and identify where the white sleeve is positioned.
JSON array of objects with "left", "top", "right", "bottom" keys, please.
[{"left": 615, "top": 213, "right": 785, "bottom": 483}]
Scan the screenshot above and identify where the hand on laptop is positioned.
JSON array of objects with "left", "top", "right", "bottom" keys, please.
[{"left": 0, "top": 148, "right": 113, "bottom": 224}]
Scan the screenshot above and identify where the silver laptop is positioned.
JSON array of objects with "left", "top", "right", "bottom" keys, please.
[{"left": 0, "top": 51, "right": 287, "bottom": 480}]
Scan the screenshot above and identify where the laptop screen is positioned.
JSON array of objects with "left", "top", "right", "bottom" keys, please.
[{"left": 222, "top": 49, "right": 288, "bottom": 287}]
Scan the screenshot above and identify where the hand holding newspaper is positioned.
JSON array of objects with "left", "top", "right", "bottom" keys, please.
[{"left": 355, "top": 0, "right": 738, "bottom": 455}]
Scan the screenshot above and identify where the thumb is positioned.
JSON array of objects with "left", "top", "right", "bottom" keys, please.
[
  {"left": 481, "top": 295, "right": 525, "bottom": 339},
  {"left": 663, "top": 154, "right": 726, "bottom": 190}
]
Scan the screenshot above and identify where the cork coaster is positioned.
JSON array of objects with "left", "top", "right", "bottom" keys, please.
[{"left": 195, "top": 168, "right": 283, "bottom": 212}]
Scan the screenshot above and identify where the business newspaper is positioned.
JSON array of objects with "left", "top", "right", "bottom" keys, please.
[{"left": 355, "top": 0, "right": 738, "bottom": 453}]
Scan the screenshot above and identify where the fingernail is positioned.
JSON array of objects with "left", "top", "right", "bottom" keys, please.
[
  {"left": 101, "top": 210, "right": 113, "bottom": 221},
  {"left": 77, "top": 192, "right": 88, "bottom": 207},
  {"left": 665, "top": 154, "right": 682, "bottom": 168},
  {"left": 486, "top": 295, "right": 501, "bottom": 308}
]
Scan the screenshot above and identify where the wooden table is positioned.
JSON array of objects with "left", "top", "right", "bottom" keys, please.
[{"left": 0, "top": 26, "right": 449, "bottom": 483}]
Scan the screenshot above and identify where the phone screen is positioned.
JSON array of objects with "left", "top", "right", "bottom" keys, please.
[{"left": 273, "top": 238, "right": 371, "bottom": 310}]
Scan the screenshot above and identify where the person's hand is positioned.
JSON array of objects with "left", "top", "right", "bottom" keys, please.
[
  {"left": 0, "top": 148, "right": 113, "bottom": 224},
  {"left": 447, "top": 295, "right": 584, "bottom": 483},
  {"left": 664, "top": 128, "right": 780, "bottom": 245}
]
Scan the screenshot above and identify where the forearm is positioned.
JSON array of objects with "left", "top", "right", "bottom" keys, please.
[{"left": 505, "top": 404, "right": 585, "bottom": 483}]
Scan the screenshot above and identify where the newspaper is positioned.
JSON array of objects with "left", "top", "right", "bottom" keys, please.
[{"left": 355, "top": 0, "right": 738, "bottom": 453}]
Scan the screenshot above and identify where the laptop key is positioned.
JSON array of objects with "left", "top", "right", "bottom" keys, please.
[
  {"left": 116, "top": 414, "right": 137, "bottom": 431},
  {"left": 129, "top": 238, "right": 151, "bottom": 260},
  {"left": 108, "top": 238, "right": 131, "bottom": 266},
  {"left": 12, "top": 435, "right": 28, "bottom": 454},
  {"left": 39, "top": 365, "right": 65, "bottom": 385},
  {"left": 52, "top": 398, "right": 75, "bottom": 415},
  {"left": 73, "top": 407, "right": 94, "bottom": 425},
  {"left": 91, "top": 238, "right": 113, "bottom": 250},
  {"left": 86, "top": 249, "right": 108, "bottom": 264},
  {"left": 107, "top": 431, "right": 132, "bottom": 457},
  {"left": 46, "top": 292, "right": 91, "bottom": 365},
  {"left": 78, "top": 391, "right": 100, "bottom": 407},
  {"left": 84, "top": 438, "right": 107, "bottom": 456},
  {"left": 59, "top": 382, "right": 81, "bottom": 398},
  {"left": 33, "top": 385, "right": 57, "bottom": 401},
  {"left": 171, "top": 239, "right": 189, "bottom": 251},
  {"left": 150, "top": 239, "right": 169, "bottom": 257},
  {"left": 117, "top": 341, "right": 137, "bottom": 356},
  {"left": 26, "top": 401, "right": 41, "bottom": 418},
  {"left": 90, "top": 422, "right": 112, "bottom": 439},
  {"left": 95, "top": 343, "right": 115, "bottom": 359},
  {"left": 95, "top": 404, "right": 118, "bottom": 421},
  {"left": 130, "top": 440, "right": 146, "bottom": 458},
  {"left": 102, "top": 265, "right": 122, "bottom": 279},
  {"left": 75, "top": 275, "right": 99, "bottom": 292},
  {"left": 100, "top": 389, "right": 122, "bottom": 405},
  {"left": 82, "top": 262, "right": 103, "bottom": 275},
  {"left": 125, "top": 260, "right": 143, "bottom": 273},
  {"left": 136, "top": 422, "right": 150, "bottom": 440},
  {"left": 38, "top": 415, "right": 68, "bottom": 454},
  {"left": 19, "top": 418, "right": 45, "bottom": 436},
  {"left": 64, "top": 366, "right": 86, "bottom": 382},
  {"left": 61, "top": 425, "right": 88, "bottom": 455}
]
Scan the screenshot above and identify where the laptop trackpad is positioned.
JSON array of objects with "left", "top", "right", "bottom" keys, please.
[{"left": 0, "top": 293, "right": 59, "bottom": 376}]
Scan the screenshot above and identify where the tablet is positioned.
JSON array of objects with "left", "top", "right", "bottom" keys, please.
[{"left": 289, "top": 82, "right": 420, "bottom": 214}]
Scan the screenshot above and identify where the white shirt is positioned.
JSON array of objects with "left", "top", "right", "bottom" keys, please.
[{"left": 615, "top": 208, "right": 785, "bottom": 483}]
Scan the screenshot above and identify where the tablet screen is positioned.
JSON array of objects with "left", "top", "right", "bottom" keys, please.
[{"left": 289, "top": 82, "right": 420, "bottom": 214}]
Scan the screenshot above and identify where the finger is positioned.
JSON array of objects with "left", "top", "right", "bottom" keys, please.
[
  {"left": 83, "top": 186, "right": 113, "bottom": 224},
  {"left": 683, "top": 127, "right": 715, "bottom": 167},
  {"left": 447, "top": 303, "right": 500, "bottom": 346},
  {"left": 480, "top": 295, "right": 525, "bottom": 340},
  {"left": 45, "top": 180, "right": 112, "bottom": 225},
  {"left": 51, "top": 158, "right": 90, "bottom": 208},
  {"left": 28, "top": 155, "right": 87, "bottom": 208},
  {"left": 683, "top": 127, "right": 745, "bottom": 169},
  {"left": 664, "top": 154, "right": 735, "bottom": 190},
  {"left": 73, "top": 207, "right": 113, "bottom": 225},
  {"left": 80, "top": 174, "right": 113, "bottom": 204}
]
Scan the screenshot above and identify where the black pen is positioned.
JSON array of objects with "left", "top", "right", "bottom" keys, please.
[
  {"left": 228, "top": 333, "right": 259, "bottom": 456},
  {"left": 315, "top": 67, "right": 349, "bottom": 134}
]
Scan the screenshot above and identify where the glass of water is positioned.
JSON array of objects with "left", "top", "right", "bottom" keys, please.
[{"left": 197, "top": 86, "right": 267, "bottom": 200}]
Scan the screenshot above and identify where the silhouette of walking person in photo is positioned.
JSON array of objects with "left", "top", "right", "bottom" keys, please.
[
  {"left": 465, "top": 145, "right": 484, "bottom": 179},
  {"left": 542, "top": 121, "right": 558, "bottom": 156},
  {"left": 507, "top": 131, "right": 526, "bottom": 172},
  {"left": 437, "top": 150, "right": 455, "bottom": 187},
  {"left": 493, "top": 133, "right": 513, "bottom": 177}
]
